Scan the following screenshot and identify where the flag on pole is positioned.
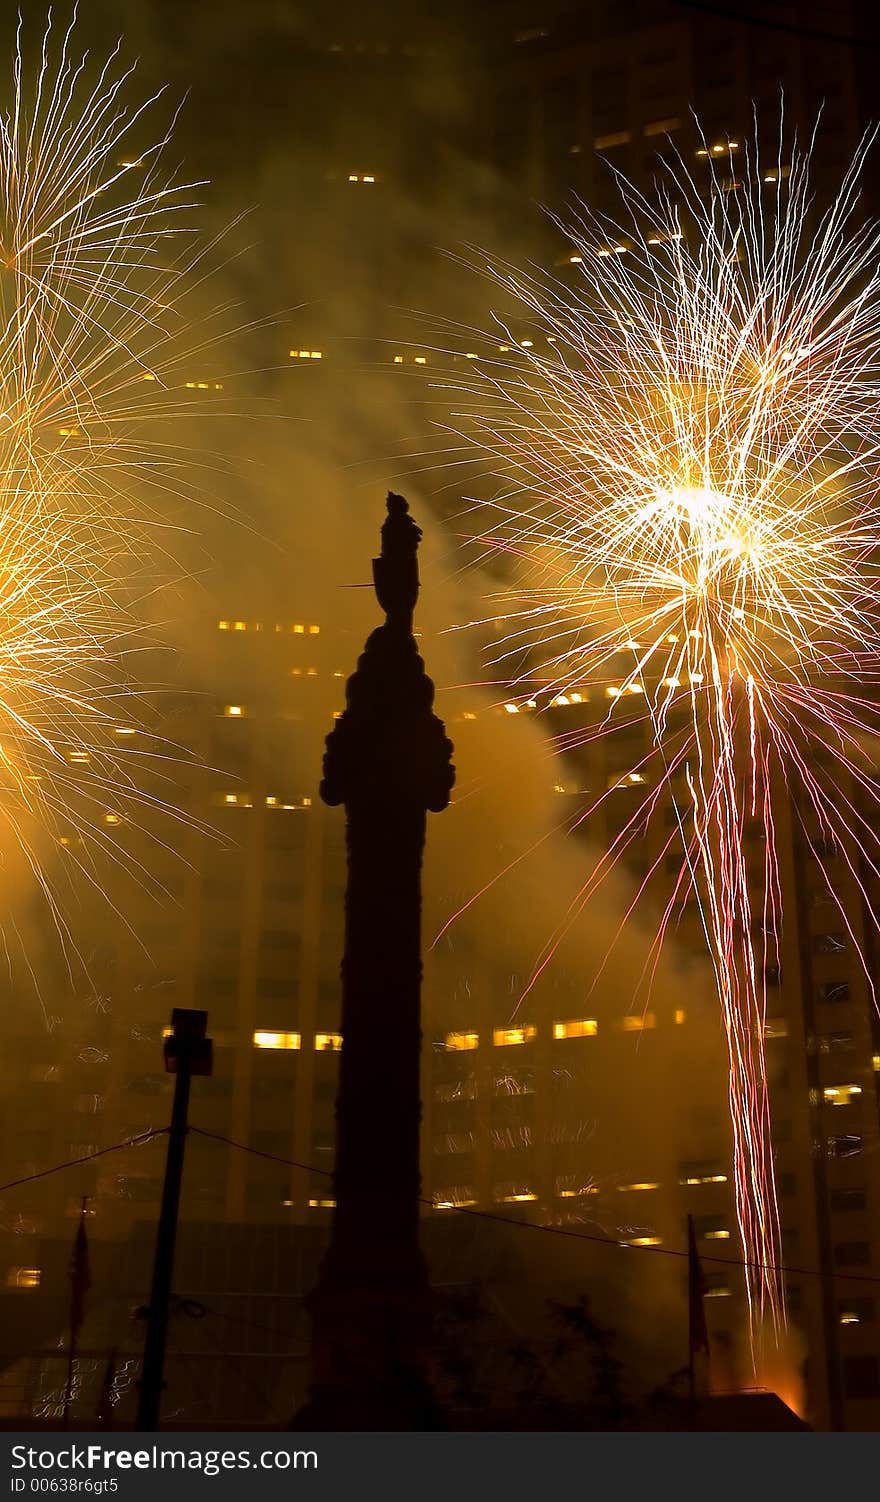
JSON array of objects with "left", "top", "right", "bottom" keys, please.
[
  {"left": 69, "top": 1198, "right": 91, "bottom": 1337},
  {"left": 688, "top": 1213, "right": 710, "bottom": 1360}
]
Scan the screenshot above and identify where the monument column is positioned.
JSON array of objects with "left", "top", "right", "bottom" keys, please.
[{"left": 297, "top": 493, "right": 454, "bottom": 1428}]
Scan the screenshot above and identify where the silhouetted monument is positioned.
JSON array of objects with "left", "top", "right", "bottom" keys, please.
[{"left": 297, "top": 492, "right": 454, "bottom": 1429}]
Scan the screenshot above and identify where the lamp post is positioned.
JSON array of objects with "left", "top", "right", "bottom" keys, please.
[{"left": 136, "top": 1007, "right": 212, "bottom": 1431}]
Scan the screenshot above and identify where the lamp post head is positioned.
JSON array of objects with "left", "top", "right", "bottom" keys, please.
[{"left": 163, "top": 1007, "right": 213, "bottom": 1076}]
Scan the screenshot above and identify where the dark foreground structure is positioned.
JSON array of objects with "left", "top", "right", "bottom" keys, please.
[{"left": 295, "top": 494, "right": 454, "bottom": 1428}]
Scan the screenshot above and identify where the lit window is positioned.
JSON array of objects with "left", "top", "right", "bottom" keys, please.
[
  {"left": 7, "top": 1267, "right": 40, "bottom": 1288},
  {"left": 103, "top": 813, "right": 121, "bottom": 826},
  {"left": 692, "top": 1214, "right": 731, "bottom": 1240},
  {"left": 621, "top": 1014, "right": 655, "bottom": 1031},
  {"left": 552, "top": 1019, "right": 598, "bottom": 1040},
  {"left": 315, "top": 1032, "right": 342, "bottom": 1051},
  {"left": 503, "top": 702, "right": 519, "bottom": 714},
  {"left": 218, "top": 620, "right": 230, "bottom": 631},
  {"left": 493, "top": 1026, "right": 537, "bottom": 1047},
  {"left": 393, "top": 354, "right": 404, "bottom": 363},
  {"left": 464, "top": 351, "right": 478, "bottom": 360},
  {"left": 114, "top": 727, "right": 136, "bottom": 737},
  {"left": 445, "top": 1031, "right": 478, "bottom": 1051},
  {"left": 253, "top": 1031, "right": 301, "bottom": 1050},
  {"left": 433, "top": 1187, "right": 477, "bottom": 1208},
  {"left": 494, "top": 1185, "right": 537, "bottom": 1204},
  {"left": 622, "top": 1234, "right": 662, "bottom": 1247},
  {"left": 308, "top": 1198, "right": 336, "bottom": 1208},
  {"left": 674, "top": 1009, "right": 686, "bottom": 1025},
  {"left": 568, "top": 254, "right": 583, "bottom": 264},
  {"left": 141, "top": 371, "right": 157, "bottom": 381},
  {"left": 617, "top": 1182, "right": 659, "bottom": 1192},
  {"left": 608, "top": 771, "right": 647, "bottom": 790},
  {"left": 224, "top": 705, "right": 244, "bottom": 718},
  {"left": 823, "top": 1085, "right": 862, "bottom": 1106},
  {"left": 67, "top": 750, "right": 90, "bottom": 764},
  {"left": 644, "top": 116, "right": 681, "bottom": 136},
  {"left": 838, "top": 1299, "right": 874, "bottom": 1325},
  {"left": 594, "top": 130, "right": 631, "bottom": 149},
  {"left": 678, "top": 1161, "right": 727, "bottom": 1186},
  {"left": 414, "top": 356, "right": 427, "bottom": 365}
]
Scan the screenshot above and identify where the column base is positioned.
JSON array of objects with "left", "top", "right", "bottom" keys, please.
[{"left": 291, "top": 1267, "right": 442, "bottom": 1431}]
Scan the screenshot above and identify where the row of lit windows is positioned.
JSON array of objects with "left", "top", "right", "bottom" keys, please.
[
  {"left": 259, "top": 1018, "right": 700, "bottom": 1053},
  {"left": 137, "top": 375, "right": 225, "bottom": 390},
  {"left": 503, "top": 692, "right": 588, "bottom": 714},
  {"left": 217, "top": 621, "right": 321, "bottom": 634},
  {"left": 442, "top": 1013, "right": 685, "bottom": 1050},
  {"left": 820, "top": 1085, "right": 862, "bottom": 1107},
  {"left": 289, "top": 349, "right": 323, "bottom": 359},
  {"left": 216, "top": 793, "right": 312, "bottom": 810},
  {"left": 253, "top": 1030, "right": 341, "bottom": 1051}
]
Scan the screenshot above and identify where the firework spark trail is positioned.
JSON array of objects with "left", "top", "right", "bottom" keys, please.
[
  {"left": 442, "top": 123, "right": 880, "bottom": 1349},
  {"left": 0, "top": 12, "right": 226, "bottom": 981}
]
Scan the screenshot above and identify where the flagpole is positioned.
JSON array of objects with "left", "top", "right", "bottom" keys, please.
[
  {"left": 98, "top": 1346, "right": 118, "bottom": 1429},
  {"left": 63, "top": 1196, "right": 89, "bottom": 1430},
  {"left": 687, "top": 1213, "right": 710, "bottom": 1428},
  {"left": 62, "top": 1318, "right": 77, "bottom": 1431}
]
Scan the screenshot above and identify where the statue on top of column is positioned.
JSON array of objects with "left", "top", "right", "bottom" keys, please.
[{"left": 372, "top": 492, "right": 421, "bottom": 634}]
